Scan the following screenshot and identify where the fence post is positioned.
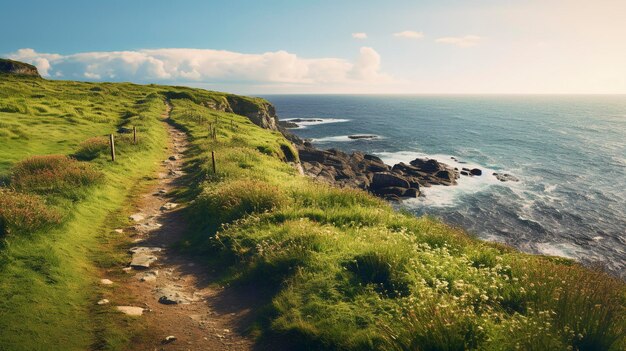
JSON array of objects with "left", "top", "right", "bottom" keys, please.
[
  {"left": 109, "top": 134, "right": 116, "bottom": 162},
  {"left": 211, "top": 151, "right": 216, "bottom": 174},
  {"left": 133, "top": 126, "right": 137, "bottom": 144}
]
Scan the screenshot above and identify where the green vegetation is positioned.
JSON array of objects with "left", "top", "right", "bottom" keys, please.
[
  {"left": 1, "top": 68, "right": 624, "bottom": 350},
  {"left": 0, "top": 74, "right": 171, "bottom": 350},
  {"left": 168, "top": 96, "right": 626, "bottom": 350}
]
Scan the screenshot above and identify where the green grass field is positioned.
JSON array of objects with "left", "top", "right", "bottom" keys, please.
[{"left": 1, "top": 71, "right": 624, "bottom": 351}]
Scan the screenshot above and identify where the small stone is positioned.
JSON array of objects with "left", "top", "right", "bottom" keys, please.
[
  {"left": 116, "top": 306, "right": 144, "bottom": 316},
  {"left": 168, "top": 155, "right": 180, "bottom": 161},
  {"left": 160, "top": 202, "right": 178, "bottom": 211},
  {"left": 97, "top": 299, "right": 110, "bottom": 305},
  {"left": 122, "top": 267, "right": 133, "bottom": 273},
  {"left": 129, "top": 213, "right": 145, "bottom": 222},
  {"left": 114, "top": 229, "right": 124, "bottom": 234},
  {"left": 100, "top": 279, "right": 113, "bottom": 285},
  {"left": 162, "top": 335, "right": 177, "bottom": 344}
]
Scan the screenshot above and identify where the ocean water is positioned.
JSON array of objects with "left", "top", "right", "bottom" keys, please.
[{"left": 261, "top": 95, "right": 626, "bottom": 278}]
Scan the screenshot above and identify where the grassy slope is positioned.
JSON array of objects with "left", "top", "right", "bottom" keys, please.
[
  {"left": 167, "top": 97, "right": 626, "bottom": 350},
  {"left": 1, "top": 73, "right": 624, "bottom": 351},
  {"left": 0, "top": 75, "right": 175, "bottom": 350}
]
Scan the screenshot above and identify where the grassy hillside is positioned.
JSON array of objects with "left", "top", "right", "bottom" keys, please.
[
  {"left": 0, "top": 71, "right": 624, "bottom": 350},
  {"left": 167, "top": 96, "right": 626, "bottom": 350}
]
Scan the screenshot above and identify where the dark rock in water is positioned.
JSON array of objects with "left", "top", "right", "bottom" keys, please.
[
  {"left": 410, "top": 158, "right": 444, "bottom": 173},
  {"left": 435, "top": 170, "right": 455, "bottom": 183},
  {"left": 371, "top": 172, "right": 410, "bottom": 189},
  {"left": 373, "top": 186, "right": 406, "bottom": 197},
  {"left": 279, "top": 120, "right": 299, "bottom": 129},
  {"left": 297, "top": 144, "right": 460, "bottom": 202},
  {"left": 493, "top": 173, "right": 519, "bottom": 182},
  {"left": 0, "top": 58, "right": 40, "bottom": 77},
  {"left": 461, "top": 170, "right": 470, "bottom": 176},
  {"left": 403, "top": 188, "right": 420, "bottom": 198},
  {"left": 348, "top": 135, "right": 378, "bottom": 140},
  {"left": 470, "top": 168, "right": 482, "bottom": 176},
  {"left": 383, "top": 194, "right": 401, "bottom": 202},
  {"left": 117, "top": 127, "right": 133, "bottom": 134}
]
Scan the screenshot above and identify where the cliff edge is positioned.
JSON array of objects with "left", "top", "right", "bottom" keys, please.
[{"left": 0, "top": 58, "right": 40, "bottom": 77}]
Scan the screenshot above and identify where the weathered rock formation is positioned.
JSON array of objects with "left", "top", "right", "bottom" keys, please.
[
  {"left": 0, "top": 58, "right": 40, "bottom": 77},
  {"left": 298, "top": 145, "right": 462, "bottom": 201}
]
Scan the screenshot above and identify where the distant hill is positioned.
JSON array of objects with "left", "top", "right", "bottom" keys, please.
[{"left": 0, "top": 58, "right": 40, "bottom": 77}]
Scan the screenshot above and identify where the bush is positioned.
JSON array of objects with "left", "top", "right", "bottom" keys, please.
[
  {"left": 346, "top": 252, "right": 410, "bottom": 297},
  {"left": 0, "top": 189, "right": 62, "bottom": 236},
  {"left": 11, "top": 155, "right": 103, "bottom": 198},
  {"left": 73, "top": 137, "right": 109, "bottom": 160},
  {"left": 196, "top": 179, "right": 288, "bottom": 225}
]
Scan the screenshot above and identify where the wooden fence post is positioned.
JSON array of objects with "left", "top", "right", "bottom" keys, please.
[
  {"left": 109, "top": 134, "right": 116, "bottom": 162},
  {"left": 211, "top": 151, "right": 216, "bottom": 174},
  {"left": 133, "top": 126, "right": 137, "bottom": 144}
]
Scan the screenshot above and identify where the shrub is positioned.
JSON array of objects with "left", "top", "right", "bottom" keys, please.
[
  {"left": 11, "top": 155, "right": 103, "bottom": 198},
  {"left": 0, "top": 189, "right": 62, "bottom": 236},
  {"left": 346, "top": 252, "right": 410, "bottom": 297},
  {"left": 196, "top": 179, "right": 288, "bottom": 225},
  {"left": 73, "top": 137, "right": 109, "bottom": 160}
]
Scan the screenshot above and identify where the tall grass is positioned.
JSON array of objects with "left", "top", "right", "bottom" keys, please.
[
  {"left": 11, "top": 155, "right": 103, "bottom": 199},
  {"left": 0, "top": 189, "right": 62, "bottom": 236},
  {"left": 168, "top": 94, "right": 626, "bottom": 351}
]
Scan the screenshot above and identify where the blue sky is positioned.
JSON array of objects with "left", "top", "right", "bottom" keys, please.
[{"left": 2, "top": 0, "right": 625, "bottom": 94}]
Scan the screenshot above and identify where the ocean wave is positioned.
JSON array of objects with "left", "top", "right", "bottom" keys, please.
[
  {"left": 376, "top": 150, "right": 521, "bottom": 208},
  {"left": 312, "top": 135, "right": 384, "bottom": 143},
  {"left": 283, "top": 118, "right": 350, "bottom": 129}
]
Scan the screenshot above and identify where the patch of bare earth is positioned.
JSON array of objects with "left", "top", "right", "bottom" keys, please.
[{"left": 108, "top": 104, "right": 261, "bottom": 351}]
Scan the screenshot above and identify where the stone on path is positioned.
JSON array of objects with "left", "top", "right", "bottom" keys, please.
[
  {"left": 129, "top": 247, "right": 162, "bottom": 269},
  {"left": 100, "top": 279, "right": 114, "bottom": 285},
  {"left": 129, "top": 213, "right": 145, "bottom": 222},
  {"left": 116, "top": 306, "right": 144, "bottom": 316},
  {"left": 162, "top": 336, "right": 177, "bottom": 344},
  {"left": 134, "top": 222, "right": 162, "bottom": 233},
  {"left": 157, "top": 286, "right": 193, "bottom": 305},
  {"left": 97, "top": 299, "right": 110, "bottom": 305},
  {"left": 161, "top": 202, "right": 178, "bottom": 211}
]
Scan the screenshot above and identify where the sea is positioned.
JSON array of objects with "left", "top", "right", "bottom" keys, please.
[{"left": 260, "top": 95, "right": 626, "bottom": 278}]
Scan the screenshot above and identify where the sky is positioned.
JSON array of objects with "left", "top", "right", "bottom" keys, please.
[{"left": 1, "top": 0, "right": 625, "bottom": 94}]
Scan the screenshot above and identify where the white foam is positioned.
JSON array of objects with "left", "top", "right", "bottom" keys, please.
[
  {"left": 283, "top": 118, "right": 349, "bottom": 129},
  {"left": 376, "top": 150, "right": 520, "bottom": 208},
  {"left": 535, "top": 242, "right": 581, "bottom": 260},
  {"left": 313, "top": 135, "right": 383, "bottom": 143}
]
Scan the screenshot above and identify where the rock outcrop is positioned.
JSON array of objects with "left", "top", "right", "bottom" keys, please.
[
  {"left": 298, "top": 145, "right": 462, "bottom": 201},
  {"left": 0, "top": 58, "right": 40, "bottom": 77},
  {"left": 226, "top": 96, "right": 279, "bottom": 130}
]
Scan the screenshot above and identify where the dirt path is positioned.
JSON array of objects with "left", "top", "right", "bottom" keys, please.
[{"left": 111, "top": 103, "right": 258, "bottom": 351}]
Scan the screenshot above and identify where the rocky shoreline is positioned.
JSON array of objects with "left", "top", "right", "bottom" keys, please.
[{"left": 252, "top": 108, "right": 518, "bottom": 203}]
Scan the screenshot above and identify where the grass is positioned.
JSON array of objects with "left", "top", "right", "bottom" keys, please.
[
  {"left": 0, "top": 74, "right": 171, "bottom": 350},
  {"left": 1, "top": 71, "right": 624, "bottom": 351},
  {"left": 166, "top": 94, "right": 626, "bottom": 351}
]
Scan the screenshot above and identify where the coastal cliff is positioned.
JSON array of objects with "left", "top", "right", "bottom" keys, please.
[{"left": 0, "top": 58, "right": 40, "bottom": 77}]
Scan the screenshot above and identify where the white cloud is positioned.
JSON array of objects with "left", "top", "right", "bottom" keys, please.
[
  {"left": 393, "top": 31, "right": 424, "bottom": 39},
  {"left": 435, "top": 35, "right": 482, "bottom": 48},
  {"left": 7, "top": 47, "right": 392, "bottom": 86},
  {"left": 352, "top": 32, "right": 368, "bottom": 39}
]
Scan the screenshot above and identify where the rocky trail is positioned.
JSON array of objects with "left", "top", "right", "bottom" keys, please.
[{"left": 100, "top": 104, "right": 259, "bottom": 351}]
